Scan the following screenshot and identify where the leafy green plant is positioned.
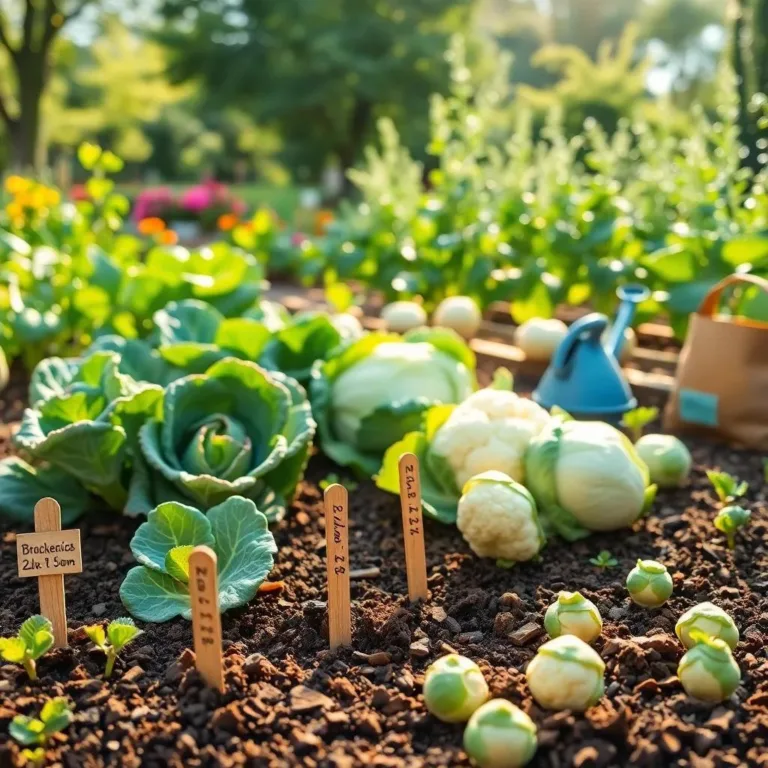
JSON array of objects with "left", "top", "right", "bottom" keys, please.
[
  {"left": 714, "top": 505, "right": 752, "bottom": 550},
  {"left": 0, "top": 616, "right": 54, "bottom": 681},
  {"left": 84, "top": 618, "right": 142, "bottom": 678},
  {"left": 310, "top": 328, "right": 476, "bottom": 477},
  {"left": 9, "top": 698, "right": 72, "bottom": 767},
  {"left": 319, "top": 473, "right": 358, "bottom": 492},
  {"left": 620, "top": 407, "right": 659, "bottom": 443},
  {"left": 120, "top": 496, "right": 277, "bottom": 622},
  {"left": 4, "top": 350, "right": 163, "bottom": 515},
  {"left": 706, "top": 471, "right": 749, "bottom": 504},
  {"left": 589, "top": 551, "right": 618, "bottom": 569},
  {"left": 132, "top": 357, "right": 315, "bottom": 520}
]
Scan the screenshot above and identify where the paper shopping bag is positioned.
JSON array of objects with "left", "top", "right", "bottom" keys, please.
[{"left": 664, "top": 273, "right": 768, "bottom": 450}]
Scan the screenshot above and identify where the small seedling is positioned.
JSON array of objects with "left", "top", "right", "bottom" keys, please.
[
  {"left": 621, "top": 406, "right": 659, "bottom": 442},
  {"left": 706, "top": 470, "right": 748, "bottom": 504},
  {"left": 84, "top": 618, "right": 142, "bottom": 678},
  {"left": 0, "top": 616, "right": 54, "bottom": 681},
  {"left": 319, "top": 473, "right": 358, "bottom": 492},
  {"left": 9, "top": 697, "right": 72, "bottom": 766},
  {"left": 589, "top": 551, "right": 618, "bottom": 569},
  {"left": 713, "top": 505, "right": 751, "bottom": 550}
]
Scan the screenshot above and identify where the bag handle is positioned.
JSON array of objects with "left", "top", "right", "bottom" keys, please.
[{"left": 698, "top": 273, "right": 768, "bottom": 317}]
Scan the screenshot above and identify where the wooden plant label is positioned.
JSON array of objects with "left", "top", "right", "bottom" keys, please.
[
  {"left": 16, "top": 499, "right": 82, "bottom": 647},
  {"left": 16, "top": 529, "right": 82, "bottom": 577},
  {"left": 324, "top": 484, "right": 351, "bottom": 650},
  {"left": 398, "top": 453, "right": 428, "bottom": 601},
  {"left": 188, "top": 546, "right": 225, "bottom": 692}
]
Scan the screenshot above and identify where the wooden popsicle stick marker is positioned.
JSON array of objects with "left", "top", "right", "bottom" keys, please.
[
  {"left": 188, "top": 546, "right": 225, "bottom": 692},
  {"left": 398, "top": 453, "right": 428, "bottom": 602},
  {"left": 17, "top": 498, "right": 83, "bottom": 648},
  {"left": 324, "top": 484, "right": 351, "bottom": 650}
]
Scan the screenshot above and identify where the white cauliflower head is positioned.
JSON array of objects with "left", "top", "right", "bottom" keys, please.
[
  {"left": 456, "top": 470, "right": 545, "bottom": 563},
  {"left": 431, "top": 386, "right": 551, "bottom": 488}
]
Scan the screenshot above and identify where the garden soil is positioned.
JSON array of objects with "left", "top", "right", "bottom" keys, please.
[{"left": 0, "top": 362, "right": 766, "bottom": 767}]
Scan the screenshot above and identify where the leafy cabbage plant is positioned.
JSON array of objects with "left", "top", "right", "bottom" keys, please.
[
  {"left": 0, "top": 351, "right": 162, "bottom": 521},
  {"left": 310, "top": 328, "right": 476, "bottom": 477},
  {"left": 130, "top": 357, "right": 315, "bottom": 520},
  {"left": 120, "top": 496, "right": 277, "bottom": 621}
]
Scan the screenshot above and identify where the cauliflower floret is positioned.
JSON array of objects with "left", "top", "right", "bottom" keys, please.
[
  {"left": 457, "top": 471, "right": 544, "bottom": 562},
  {"left": 431, "top": 388, "right": 551, "bottom": 488}
]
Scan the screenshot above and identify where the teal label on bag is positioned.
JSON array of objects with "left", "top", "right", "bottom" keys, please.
[{"left": 679, "top": 388, "right": 719, "bottom": 427}]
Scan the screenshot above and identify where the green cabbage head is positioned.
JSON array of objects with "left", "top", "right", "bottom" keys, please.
[
  {"left": 311, "top": 329, "right": 476, "bottom": 476},
  {"left": 131, "top": 357, "right": 315, "bottom": 521},
  {"left": 524, "top": 416, "right": 656, "bottom": 540}
]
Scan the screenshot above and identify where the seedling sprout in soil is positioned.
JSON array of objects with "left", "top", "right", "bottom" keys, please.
[
  {"left": 9, "top": 698, "right": 72, "bottom": 767},
  {"left": 706, "top": 470, "right": 749, "bottom": 504},
  {"left": 83, "top": 618, "right": 142, "bottom": 678},
  {"left": 713, "top": 505, "right": 751, "bottom": 549},
  {"left": 589, "top": 551, "right": 618, "bottom": 569},
  {"left": 621, "top": 406, "right": 659, "bottom": 442},
  {"left": 0, "top": 616, "right": 54, "bottom": 681}
]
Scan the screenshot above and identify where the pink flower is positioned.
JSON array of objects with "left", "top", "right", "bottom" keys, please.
[{"left": 133, "top": 186, "right": 174, "bottom": 221}]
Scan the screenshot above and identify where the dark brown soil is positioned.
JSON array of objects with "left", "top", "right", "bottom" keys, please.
[{"left": 0, "top": 363, "right": 766, "bottom": 768}]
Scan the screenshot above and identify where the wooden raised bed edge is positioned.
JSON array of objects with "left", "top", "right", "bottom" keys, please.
[{"left": 266, "top": 286, "right": 676, "bottom": 401}]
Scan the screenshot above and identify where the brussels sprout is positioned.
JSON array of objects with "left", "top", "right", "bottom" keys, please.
[
  {"left": 713, "top": 505, "right": 751, "bottom": 550},
  {"left": 626, "top": 559, "right": 673, "bottom": 608},
  {"left": 423, "top": 654, "right": 489, "bottom": 723},
  {"left": 463, "top": 699, "right": 537, "bottom": 768},
  {"left": 635, "top": 434, "right": 692, "bottom": 488},
  {"left": 678, "top": 632, "right": 741, "bottom": 702},
  {"left": 543, "top": 591, "right": 602, "bottom": 644},
  {"left": 675, "top": 602, "right": 739, "bottom": 650},
  {"left": 525, "top": 635, "right": 605, "bottom": 711}
]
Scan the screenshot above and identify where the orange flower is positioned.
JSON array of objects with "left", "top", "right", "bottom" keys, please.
[
  {"left": 218, "top": 213, "right": 238, "bottom": 231},
  {"left": 138, "top": 217, "right": 166, "bottom": 236},
  {"left": 159, "top": 229, "right": 178, "bottom": 245},
  {"left": 314, "top": 209, "right": 334, "bottom": 235}
]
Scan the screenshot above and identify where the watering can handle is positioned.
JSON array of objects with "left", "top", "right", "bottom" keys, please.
[
  {"left": 698, "top": 273, "right": 768, "bottom": 316},
  {"left": 551, "top": 314, "right": 608, "bottom": 378}
]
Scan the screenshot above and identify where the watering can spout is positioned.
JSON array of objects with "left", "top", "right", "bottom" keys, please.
[{"left": 604, "top": 284, "right": 651, "bottom": 359}]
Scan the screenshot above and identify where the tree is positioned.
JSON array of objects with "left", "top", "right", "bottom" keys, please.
[
  {"left": 159, "top": 0, "right": 478, "bottom": 184},
  {"left": 731, "top": 0, "right": 768, "bottom": 173},
  {"left": 45, "top": 18, "right": 190, "bottom": 163},
  {"left": 0, "top": 0, "right": 97, "bottom": 170}
]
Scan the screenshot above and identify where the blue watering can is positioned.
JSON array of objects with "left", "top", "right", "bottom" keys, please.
[{"left": 533, "top": 284, "right": 651, "bottom": 422}]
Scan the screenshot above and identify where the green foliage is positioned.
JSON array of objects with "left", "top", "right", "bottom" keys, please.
[
  {"left": 120, "top": 497, "right": 277, "bottom": 621},
  {"left": 10, "top": 697, "right": 73, "bottom": 766},
  {"left": 133, "top": 358, "right": 315, "bottom": 520},
  {"left": 589, "top": 550, "right": 618, "bottom": 569},
  {"left": 713, "top": 505, "right": 751, "bottom": 549},
  {"left": 706, "top": 470, "right": 749, "bottom": 504},
  {"left": 319, "top": 474, "right": 359, "bottom": 492},
  {"left": 159, "top": 0, "right": 476, "bottom": 175},
  {"left": 0, "top": 616, "right": 54, "bottom": 681},
  {"left": 84, "top": 618, "right": 143, "bottom": 678},
  {"left": 289, "top": 37, "right": 768, "bottom": 332},
  {"left": 621, "top": 407, "right": 660, "bottom": 442}
]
